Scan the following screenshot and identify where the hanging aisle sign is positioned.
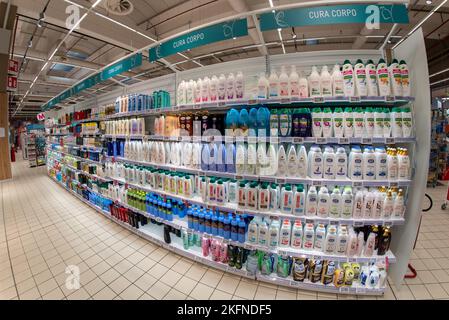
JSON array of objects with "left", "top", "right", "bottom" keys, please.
[
  {"left": 42, "top": 53, "right": 143, "bottom": 110},
  {"left": 149, "top": 19, "right": 248, "bottom": 62},
  {"left": 259, "top": 4, "right": 409, "bottom": 31}
]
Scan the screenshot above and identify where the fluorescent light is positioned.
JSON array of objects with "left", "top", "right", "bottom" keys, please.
[
  {"left": 91, "top": 0, "right": 102, "bottom": 8},
  {"left": 268, "top": 0, "right": 274, "bottom": 7},
  {"left": 277, "top": 29, "right": 286, "bottom": 54},
  {"left": 430, "top": 67, "right": 449, "bottom": 78},
  {"left": 394, "top": 0, "right": 448, "bottom": 49}
]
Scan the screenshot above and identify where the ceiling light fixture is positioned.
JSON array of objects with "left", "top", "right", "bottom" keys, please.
[
  {"left": 426, "top": 0, "right": 433, "bottom": 4},
  {"left": 393, "top": 0, "right": 448, "bottom": 49},
  {"left": 277, "top": 28, "right": 286, "bottom": 54}
]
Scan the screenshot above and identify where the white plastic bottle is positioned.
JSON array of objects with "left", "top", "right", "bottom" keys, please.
[
  {"left": 356, "top": 231, "right": 364, "bottom": 256},
  {"left": 389, "top": 59, "right": 403, "bottom": 96},
  {"left": 343, "top": 107, "right": 354, "bottom": 138},
  {"left": 279, "top": 66, "right": 289, "bottom": 97},
  {"left": 194, "top": 79, "right": 202, "bottom": 103},
  {"left": 402, "top": 107, "right": 413, "bottom": 138},
  {"left": 400, "top": 60, "right": 410, "bottom": 96},
  {"left": 335, "top": 147, "right": 348, "bottom": 180},
  {"left": 354, "top": 59, "right": 368, "bottom": 97},
  {"left": 287, "top": 145, "right": 298, "bottom": 177},
  {"left": 280, "top": 185, "right": 293, "bottom": 214},
  {"left": 297, "top": 146, "right": 308, "bottom": 178},
  {"left": 342, "top": 60, "right": 355, "bottom": 97},
  {"left": 391, "top": 107, "right": 403, "bottom": 138},
  {"left": 331, "top": 64, "right": 344, "bottom": 96},
  {"left": 293, "top": 184, "right": 305, "bottom": 216},
  {"left": 218, "top": 74, "right": 227, "bottom": 101},
  {"left": 383, "top": 190, "right": 394, "bottom": 219},
  {"left": 258, "top": 183, "right": 270, "bottom": 212},
  {"left": 290, "top": 221, "right": 303, "bottom": 249},
  {"left": 341, "top": 187, "right": 353, "bottom": 218},
  {"left": 177, "top": 81, "right": 186, "bottom": 105},
  {"left": 268, "top": 68, "right": 279, "bottom": 98},
  {"left": 226, "top": 73, "right": 235, "bottom": 100},
  {"left": 201, "top": 76, "right": 210, "bottom": 102},
  {"left": 347, "top": 231, "right": 358, "bottom": 256},
  {"left": 383, "top": 108, "right": 392, "bottom": 138},
  {"left": 362, "top": 191, "right": 374, "bottom": 218},
  {"left": 306, "top": 186, "right": 318, "bottom": 216},
  {"left": 320, "top": 65, "right": 332, "bottom": 97},
  {"left": 322, "top": 107, "right": 333, "bottom": 138},
  {"left": 387, "top": 148, "right": 398, "bottom": 180},
  {"left": 280, "top": 220, "right": 292, "bottom": 247},
  {"left": 375, "top": 147, "right": 388, "bottom": 180},
  {"left": 311, "top": 108, "right": 323, "bottom": 137},
  {"left": 336, "top": 226, "right": 349, "bottom": 255},
  {"left": 277, "top": 145, "right": 287, "bottom": 177},
  {"left": 353, "top": 190, "right": 364, "bottom": 218},
  {"left": 377, "top": 59, "right": 391, "bottom": 96},
  {"left": 374, "top": 108, "right": 384, "bottom": 137},
  {"left": 398, "top": 148, "right": 411, "bottom": 180},
  {"left": 235, "top": 71, "right": 244, "bottom": 99},
  {"left": 308, "top": 66, "right": 321, "bottom": 97},
  {"left": 329, "top": 187, "right": 342, "bottom": 218},
  {"left": 373, "top": 190, "right": 385, "bottom": 218},
  {"left": 268, "top": 219, "right": 280, "bottom": 249},
  {"left": 317, "top": 187, "right": 330, "bottom": 218},
  {"left": 349, "top": 146, "right": 363, "bottom": 180},
  {"left": 258, "top": 73, "right": 268, "bottom": 99},
  {"left": 366, "top": 60, "right": 379, "bottom": 96},
  {"left": 323, "top": 146, "right": 336, "bottom": 180},
  {"left": 246, "top": 144, "right": 257, "bottom": 175},
  {"left": 247, "top": 218, "right": 259, "bottom": 243},
  {"left": 333, "top": 107, "right": 344, "bottom": 138},
  {"left": 364, "top": 233, "right": 376, "bottom": 257},
  {"left": 210, "top": 75, "right": 218, "bottom": 101},
  {"left": 269, "top": 184, "right": 280, "bottom": 211},
  {"left": 309, "top": 146, "right": 323, "bottom": 179},
  {"left": 324, "top": 225, "right": 338, "bottom": 254},
  {"left": 258, "top": 218, "right": 269, "bottom": 247},
  {"left": 364, "top": 107, "right": 375, "bottom": 137},
  {"left": 314, "top": 224, "right": 326, "bottom": 251},
  {"left": 303, "top": 223, "right": 315, "bottom": 250},
  {"left": 186, "top": 80, "right": 195, "bottom": 104},
  {"left": 290, "top": 65, "right": 300, "bottom": 98},
  {"left": 298, "top": 71, "right": 309, "bottom": 98},
  {"left": 236, "top": 144, "right": 246, "bottom": 175},
  {"left": 353, "top": 107, "right": 365, "bottom": 138},
  {"left": 363, "top": 147, "right": 376, "bottom": 180}
]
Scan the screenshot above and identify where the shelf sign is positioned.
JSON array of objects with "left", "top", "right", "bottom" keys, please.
[
  {"left": 7, "top": 75, "right": 17, "bottom": 91},
  {"left": 259, "top": 4, "right": 409, "bottom": 31},
  {"left": 149, "top": 19, "right": 248, "bottom": 62},
  {"left": 42, "top": 54, "right": 142, "bottom": 111},
  {"left": 8, "top": 59, "right": 19, "bottom": 75}
]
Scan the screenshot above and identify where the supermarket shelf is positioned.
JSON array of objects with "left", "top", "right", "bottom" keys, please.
[
  {"left": 49, "top": 174, "right": 387, "bottom": 294},
  {"left": 48, "top": 148, "right": 103, "bottom": 165},
  {"left": 63, "top": 163, "right": 111, "bottom": 182},
  {"left": 103, "top": 134, "right": 416, "bottom": 145},
  {"left": 108, "top": 156, "right": 412, "bottom": 188},
  {"left": 105, "top": 175, "right": 405, "bottom": 227}
]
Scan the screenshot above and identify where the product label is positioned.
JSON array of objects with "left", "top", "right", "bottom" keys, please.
[{"left": 290, "top": 81, "right": 299, "bottom": 96}]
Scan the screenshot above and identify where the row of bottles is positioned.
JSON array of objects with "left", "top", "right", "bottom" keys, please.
[
  {"left": 104, "top": 118, "right": 146, "bottom": 136},
  {"left": 80, "top": 123, "right": 99, "bottom": 135},
  {"left": 153, "top": 114, "right": 225, "bottom": 137},
  {"left": 115, "top": 91, "right": 171, "bottom": 113},
  {"left": 247, "top": 218, "right": 392, "bottom": 256},
  {"left": 177, "top": 72, "right": 245, "bottom": 105},
  {"left": 256, "top": 59, "right": 410, "bottom": 99},
  {"left": 105, "top": 160, "right": 406, "bottom": 220},
  {"left": 116, "top": 140, "right": 411, "bottom": 181}
]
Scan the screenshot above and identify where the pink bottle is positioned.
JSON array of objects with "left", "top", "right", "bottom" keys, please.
[
  {"left": 202, "top": 237, "right": 210, "bottom": 257},
  {"left": 210, "top": 239, "right": 220, "bottom": 261},
  {"left": 219, "top": 242, "right": 228, "bottom": 263}
]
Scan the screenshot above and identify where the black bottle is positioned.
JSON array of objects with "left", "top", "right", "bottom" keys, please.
[{"left": 164, "top": 225, "right": 171, "bottom": 244}]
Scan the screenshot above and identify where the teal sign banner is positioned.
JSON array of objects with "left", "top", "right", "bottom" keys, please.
[
  {"left": 43, "top": 53, "right": 143, "bottom": 110},
  {"left": 149, "top": 19, "right": 248, "bottom": 62},
  {"left": 259, "top": 4, "right": 409, "bottom": 31}
]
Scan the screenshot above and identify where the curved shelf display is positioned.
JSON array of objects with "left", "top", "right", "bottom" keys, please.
[{"left": 48, "top": 174, "right": 389, "bottom": 295}]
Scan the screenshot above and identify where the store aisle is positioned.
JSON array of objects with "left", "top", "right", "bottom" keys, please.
[{"left": 1, "top": 158, "right": 449, "bottom": 300}]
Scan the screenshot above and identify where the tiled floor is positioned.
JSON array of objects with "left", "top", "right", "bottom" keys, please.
[{"left": 1, "top": 158, "right": 449, "bottom": 300}]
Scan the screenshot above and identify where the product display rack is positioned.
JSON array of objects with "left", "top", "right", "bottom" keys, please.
[{"left": 44, "top": 48, "right": 431, "bottom": 295}]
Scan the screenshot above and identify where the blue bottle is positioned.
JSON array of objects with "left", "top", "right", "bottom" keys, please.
[
  {"left": 200, "top": 212, "right": 206, "bottom": 233},
  {"left": 218, "top": 215, "right": 224, "bottom": 237},
  {"left": 217, "top": 144, "right": 226, "bottom": 172},
  {"left": 225, "top": 143, "right": 236, "bottom": 173},
  {"left": 205, "top": 214, "right": 212, "bottom": 234},
  {"left": 167, "top": 203, "right": 173, "bottom": 221},
  {"left": 120, "top": 141, "right": 125, "bottom": 157},
  {"left": 113, "top": 141, "right": 117, "bottom": 157},
  {"left": 211, "top": 215, "right": 218, "bottom": 236},
  {"left": 238, "top": 219, "right": 246, "bottom": 243},
  {"left": 193, "top": 210, "right": 199, "bottom": 231},
  {"left": 209, "top": 143, "right": 217, "bottom": 172},
  {"left": 231, "top": 218, "right": 238, "bottom": 242},
  {"left": 187, "top": 208, "right": 193, "bottom": 229},
  {"left": 201, "top": 144, "right": 210, "bottom": 171},
  {"left": 248, "top": 108, "right": 258, "bottom": 136},
  {"left": 223, "top": 215, "right": 231, "bottom": 239}
]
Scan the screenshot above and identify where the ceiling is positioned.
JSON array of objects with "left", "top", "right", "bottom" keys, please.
[{"left": 7, "top": 0, "right": 449, "bottom": 119}]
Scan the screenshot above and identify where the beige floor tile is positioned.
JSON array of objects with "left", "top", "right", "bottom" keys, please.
[
  {"left": 83, "top": 277, "right": 107, "bottom": 296},
  {"left": 175, "top": 276, "right": 198, "bottom": 295},
  {"left": 431, "top": 269, "right": 449, "bottom": 283},
  {"left": 66, "top": 288, "right": 90, "bottom": 300},
  {"left": 38, "top": 278, "right": 59, "bottom": 296},
  {"left": 216, "top": 275, "right": 240, "bottom": 295},
  {"left": 189, "top": 283, "right": 214, "bottom": 300},
  {"left": 99, "top": 268, "right": 121, "bottom": 285},
  {"left": 0, "top": 286, "right": 18, "bottom": 300},
  {"left": 160, "top": 269, "right": 183, "bottom": 287},
  {"left": 135, "top": 273, "right": 157, "bottom": 292},
  {"left": 138, "top": 293, "right": 155, "bottom": 300},
  {"left": 199, "top": 269, "right": 223, "bottom": 288},
  {"left": 425, "top": 283, "right": 449, "bottom": 299},
  {"left": 126, "top": 251, "right": 146, "bottom": 265},
  {"left": 135, "top": 257, "right": 157, "bottom": 272},
  {"left": 409, "top": 284, "right": 432, "bottom": 300},
  {"left": 109, "top": 276, "right": 132, "bottom": 295},
  {"left": 148, "top": 281, "right": 171, "bottom": 299},
  {"left": 164, "top": 289, "right": 187, "bottom": 300},
  {"left": 254, "top": 285, "right": 276, "bottom": 300},
  {"left": 16, "top": 277, "right": 37, "bottom": 295},
  {"left": 148, "top": 263, "right": 169, "bottom": 279},
  {"left": 123, "top": 266, "right": 145, "bottom": 283},
  {"left": 418, "top": 270, "right": 439, "bottom": 284},
  {"left": 210, "top": 289, "right": 233, "bottom": 300},
  {"left": 19, "top": 287, "right": 41, "bottom": 300},
  {"left": 92, "top": 286, "right": 117, "bottom": 300},
  {"left": 234, "top": 281, "right": 257, "bottom": 300},
  {"left": 42, "top": 287, "right": 65, "bottom": 300},
  {"left": 119, "top": 284, "right": 144, "bottom": 300}
]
